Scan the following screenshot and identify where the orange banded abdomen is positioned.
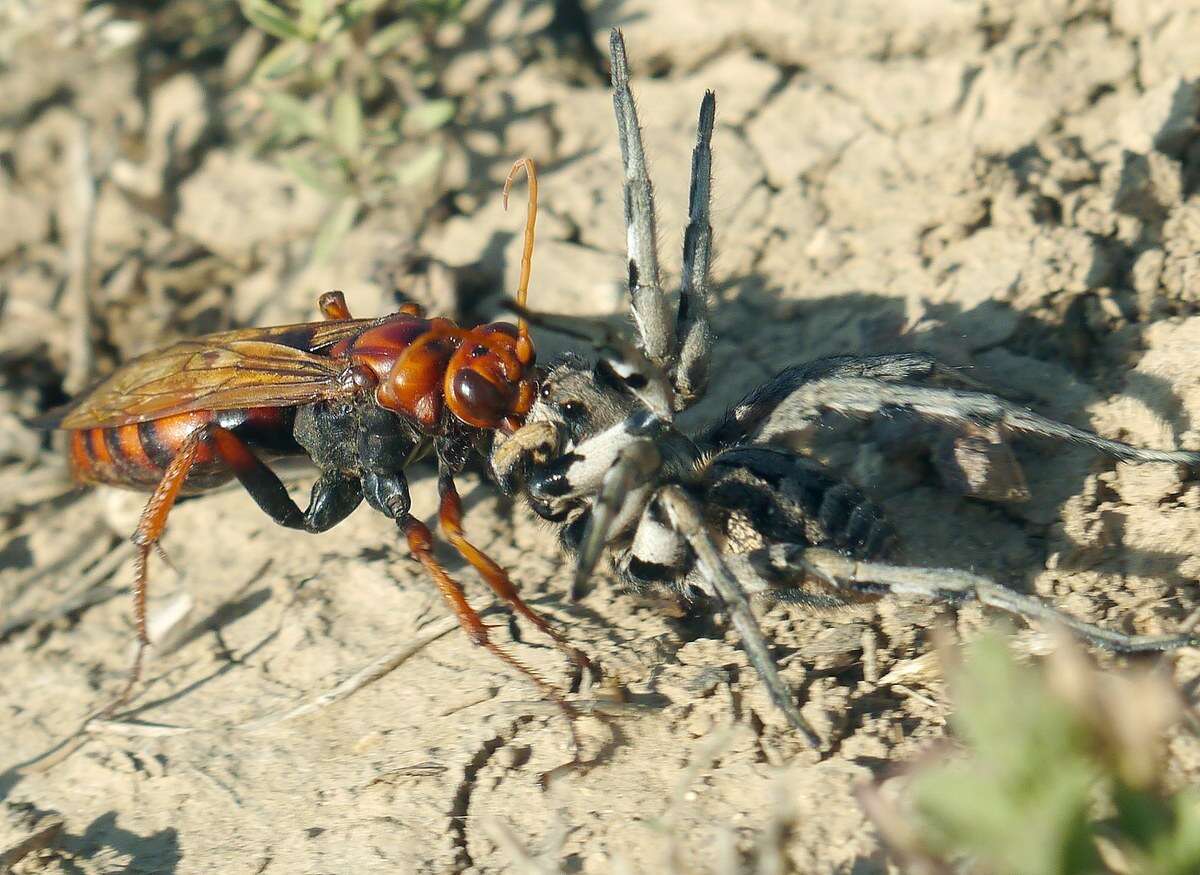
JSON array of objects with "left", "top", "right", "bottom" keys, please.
[{"left": 68, "top": 407, "right": 299, "bottom": 493}]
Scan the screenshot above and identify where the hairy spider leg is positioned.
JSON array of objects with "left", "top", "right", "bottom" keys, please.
[
  {"left": 749, "top": 375, "right": 1200, "bottom": 469},
  {"left": 673, "top": 88, "right": 716, "bottom": 410},
  {"left": 608, "top": 29, "right": 719, "bottom": 414},
  {"left": 658, "top": 485, "right": 823, "bottom": 747},
  {"left": 609, "top": 29, "right": 672, "bottom": 368},
  {"left": 793, "top": 547, "right": 1200, "bottom": 653}
]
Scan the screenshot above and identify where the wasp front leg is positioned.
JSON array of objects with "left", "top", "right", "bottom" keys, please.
[{"left": 435, "top": 470, "right": 594, "bottom": 682}]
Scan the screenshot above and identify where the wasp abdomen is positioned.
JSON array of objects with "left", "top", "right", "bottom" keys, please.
[{"left": 68, "top": 406, "right": 298, "bottom": 493}]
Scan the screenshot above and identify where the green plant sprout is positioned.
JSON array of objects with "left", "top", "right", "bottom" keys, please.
[
  {"left": 238, "top": 0, "right": 464, "bottom": 261},
  {"left": 869, "top": 632, "right": 1200, "bottom": 875}
]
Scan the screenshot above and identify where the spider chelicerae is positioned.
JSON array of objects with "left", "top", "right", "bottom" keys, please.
[{"left": 492, "top": 29, "right": 1200, "bottom": 745}]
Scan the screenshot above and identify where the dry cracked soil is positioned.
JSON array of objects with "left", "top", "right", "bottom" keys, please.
[{"left": 5, "top": 1, "right": 1200, "bottom": 872}]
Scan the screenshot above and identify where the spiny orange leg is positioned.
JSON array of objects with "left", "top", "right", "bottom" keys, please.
[
  {"left": 318, "top": 290, "right": 353, "bottom": 320},
  {"left": 323, "top": 289, "right": 425, "bottom": 319},
  {"left": 101, "top": 427, "right": 208, "bottom": 716},
  {"left": 503, "top": 157, "right": 537, "bottom": 368},
  {"left": 402, "top": 516, "right": 581, "bottom": 753},
  {"left": 437, "top": 473, "right": 593, "bottom": 687}
]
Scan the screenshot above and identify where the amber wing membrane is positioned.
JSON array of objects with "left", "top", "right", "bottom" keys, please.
[{"left": 57, "top": 319, "right": 375, "bottom": 429}]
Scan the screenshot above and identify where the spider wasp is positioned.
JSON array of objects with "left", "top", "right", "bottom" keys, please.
[{"left": 38, "top": 160, "right": 591, "bottom": 729}]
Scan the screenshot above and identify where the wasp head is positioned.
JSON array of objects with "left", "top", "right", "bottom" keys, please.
[{"left": 444, "top": 322, "right": 536, "bottom": 432}]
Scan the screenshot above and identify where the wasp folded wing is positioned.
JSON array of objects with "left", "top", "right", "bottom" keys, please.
[
  {"left": 213, "top": 317, "right": 377, "bottom": 354},
  {"left": 53, "top": 337, "right": 356, "bottom": 429}
]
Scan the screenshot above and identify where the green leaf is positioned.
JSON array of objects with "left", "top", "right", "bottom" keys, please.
[
  {"left": 343, "top": 0, "right": 388, "bottom": 21},
  {"left": 415, "top": 0, "right": 467, "bottom": 17},
  {"left": 313, "top": 43, "right": 342, "bottom": 82},
  {"left": 312, "top": 197, "right": 359, "bottom": 264},
  {"left": 910, "top": 635, "right": 1104, "bottom": 875},
  {"left": 407, "top": 98, "right": 456, "bottom": 132},
  {"left": 332, "top": 92, "right": 363, "bottom": 159},
  {"left": 395, "top": 145, "right": 444, "bottom": 187},
  {"left": 1115, "top": 789, "right": 1200, "bottom": 875},
  {"left": 262, "top": 92, "right": 326, "bottom": 139},
  {"left": 298, "top": 0, "right": 326, "bottom": 38},
  {"left": 239, "top": 0, "right": 303, "bottom": 42},
  {"left": 366, "top": 19, "right": 417, "bottom": 56},
  {"left": 252, "top": 40, "right": 307, "bottom": 81},
  {"left": 279, "top": 154, "right": 348, "bottom": 197},
  {"left": 316, "top": 13, "right": 345, "bottom": 42},
  {"left": 1153, "top": 792, "right": 1200, "bottom": 875}
]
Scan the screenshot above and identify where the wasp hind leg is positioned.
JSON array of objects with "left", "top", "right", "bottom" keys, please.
[{"left": 106, "top": 423, "right": 362, "bottom": 716}]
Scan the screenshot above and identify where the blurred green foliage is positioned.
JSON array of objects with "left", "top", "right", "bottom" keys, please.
[
  {"left": 238, "top": 0, "right": 465, "bottom": 261},
  {"left": 904, "top": 634, "right": 1200, "bottom": 874}
]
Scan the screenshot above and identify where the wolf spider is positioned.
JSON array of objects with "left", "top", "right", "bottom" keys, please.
[{"left": 492, "top": 30, "right": 1200, "bottom": 744}]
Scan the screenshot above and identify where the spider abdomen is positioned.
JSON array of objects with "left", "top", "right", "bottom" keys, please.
[{"left": 702, "top": 446, "right": 894, "bottom": 559}]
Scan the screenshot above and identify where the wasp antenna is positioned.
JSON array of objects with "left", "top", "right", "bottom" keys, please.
[{"left": 503, "top": 157, "right": 538, "bottom": 365}]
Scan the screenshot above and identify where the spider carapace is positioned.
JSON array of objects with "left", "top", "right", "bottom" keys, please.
[{"left": 41, "top": 158, "right": 590, "bottom": 728}]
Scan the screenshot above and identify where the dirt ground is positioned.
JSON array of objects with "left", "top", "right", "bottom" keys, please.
[{"left": 5, "top": 1, "right": 1200, "bottom": 872}]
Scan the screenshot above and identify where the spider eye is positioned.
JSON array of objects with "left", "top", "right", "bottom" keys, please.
[
  {"left": 472, "top": 345, "right": 489, "bottom": 357},
  {"left": 539, "top": 382, "right": 552, "bottom": 400},
  {"left": 562, "top": 400, "right": 587, "bottom": 420}
]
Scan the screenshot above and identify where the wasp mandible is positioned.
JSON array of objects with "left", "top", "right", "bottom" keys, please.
[{"left": 40, "top": 159, "right": 590, "bottom": 724}]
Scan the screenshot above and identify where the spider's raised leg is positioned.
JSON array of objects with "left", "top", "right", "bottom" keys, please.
[
  {"left": 672, "top": 89, "right": 716, "bottom": 411},
  {"left": 745, "top": 375, "right": 1200, "bottom": 468},
  {"left": 710, "top": 353, "right": 981, "bottom": 446},
  {"left": 658, "top": 485, "right": 822, "bottom": 746},
  {"left": 610, "top": 28, "right": 673, "bottom": 368},
  {"left": 786, "top": 546, "right": 1200, "bottom": 653}
]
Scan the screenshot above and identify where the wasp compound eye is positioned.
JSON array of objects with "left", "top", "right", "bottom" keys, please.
[{"left": 451, "top": 368, "right": 509, "bottom": 427}]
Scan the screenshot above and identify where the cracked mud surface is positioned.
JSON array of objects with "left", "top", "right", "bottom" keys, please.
[{"left": 5, "top": 1, "right": 1200, "bottom": 872}]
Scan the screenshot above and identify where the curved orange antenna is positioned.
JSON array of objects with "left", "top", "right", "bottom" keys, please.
[{"left": 503, "top": 157, "right": 537, "bottom": 366}]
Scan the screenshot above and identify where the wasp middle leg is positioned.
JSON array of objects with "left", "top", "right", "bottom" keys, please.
[{"left": 401, "top": 514, "right": 582, "bottom": 751}]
